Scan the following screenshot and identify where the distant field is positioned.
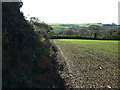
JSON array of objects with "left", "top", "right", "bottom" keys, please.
[
  {"left": 49, "top": 23, "right": 103, "bottom": 30},
  {"left": 52, "top": 39, "right": 119, "bottom": 88},
  {"left": 50, "top": 25, "right": 69, "bottom": 30}
]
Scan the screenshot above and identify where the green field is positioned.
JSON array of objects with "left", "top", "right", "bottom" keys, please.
[
  {"left": 49, "top": 23, "right": 103, "bottom": 31},
  {"left": 52, "top": 39, "right": 119, "bottom": 88},
  {"left": 50, "top": 25, "right": 70, "bottom": 30}
]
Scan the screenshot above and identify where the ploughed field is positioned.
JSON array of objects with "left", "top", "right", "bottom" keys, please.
[{"left": 52, "top": 39, "right": 119, "bottom": 88}]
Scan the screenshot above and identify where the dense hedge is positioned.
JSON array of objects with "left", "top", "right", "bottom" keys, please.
[
  {"left": 51, "top": 35, "right": 120, "bottom": 40},
  {"left": 2, "top": 2, "right": 54, "bottom": 88}
]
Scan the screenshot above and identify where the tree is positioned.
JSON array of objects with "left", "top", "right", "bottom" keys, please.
[
  {"left": 64, "top": 30, "right": 74, "bottom": 35},
  {"left": 30, "top": 17, "right": 53, "bottom": 39},
  {"left": 88, "top": 25, "right": 101, "bottom": 30}
]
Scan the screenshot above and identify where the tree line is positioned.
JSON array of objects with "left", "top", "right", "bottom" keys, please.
[{"left": 50, "top": 24, "right": 120, "bottom": 40}]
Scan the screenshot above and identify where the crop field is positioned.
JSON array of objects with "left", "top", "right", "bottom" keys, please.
[{"left": 52, "top": 39, "right": 119, "bottom": 88}]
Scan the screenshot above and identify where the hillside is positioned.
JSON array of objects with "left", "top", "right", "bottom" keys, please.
[{"left": 48, "top": 23, "right": 119, "bottom": 31}]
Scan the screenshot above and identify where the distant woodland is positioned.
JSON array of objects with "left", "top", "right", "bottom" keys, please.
[{"left": 49, "top": 24, "right": 120, "bottom": 40}]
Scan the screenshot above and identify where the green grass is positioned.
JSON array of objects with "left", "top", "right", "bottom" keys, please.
[
  {"left": 52, "top": 39, "right": 119, "bottom": 88},
  {"left": 53, "top": 39, "right": 119, "bottom": 42}
]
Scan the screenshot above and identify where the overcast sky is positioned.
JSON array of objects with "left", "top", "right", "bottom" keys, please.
[{"left": 20, "top": 0, "right": 119, "bottom": 24}]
